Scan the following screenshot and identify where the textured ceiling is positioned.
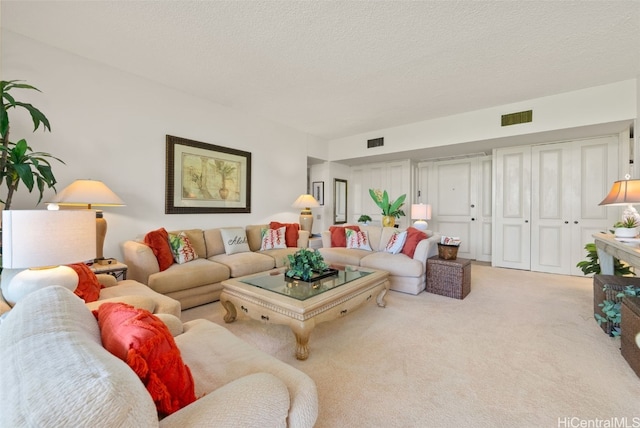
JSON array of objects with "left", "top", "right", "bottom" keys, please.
[{"left": 2, "top": 1, "right": 640, "bottom": 141}]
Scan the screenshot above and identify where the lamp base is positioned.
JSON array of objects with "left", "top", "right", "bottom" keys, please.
[
  {"left": 299, "top": 211, "right": 313, "bottom": 233},
  {"left": 413, "top": 220, "right": 428, "bottom": 231},
  {"left": 0, "top": 266, "right": 79, "bottom": 306}
]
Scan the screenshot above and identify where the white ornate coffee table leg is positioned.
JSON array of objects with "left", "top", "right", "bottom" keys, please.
[
  {"left": 377, "top": 280, "right": 390, "bottom": 307},
  {"left": 220, "top": 296, "right": 237, "bottom": 323},
  {"left": 290, "top": 318, "right": 315, "bottom": 360}
]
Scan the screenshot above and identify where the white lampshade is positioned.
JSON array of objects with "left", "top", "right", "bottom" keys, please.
[
  {"left": 47, "top": 179, "right": 125, "bottom": 259},
  {"left": 1, "top": 210, "right": 96, "bottom": 305},
  {"left": 48, "top": 179, "right": 125, "bottom": 208},
  {"left": 411, "top": 203, "right": 432, "bottom": 231},
  {"left": 292, "top": 194, "right": 320, "bottom": 233}
]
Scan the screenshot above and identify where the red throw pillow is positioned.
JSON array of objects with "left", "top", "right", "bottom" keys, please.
[
  {"left": 270, "top": 222, "right": 300, "bottom": 247},
  {"left": 69, "top": 263, "right": 103, "bottom": 303},
  {"left": 401, "top": 227, "right": 428, "bottom": 258},
  {"left": 94, "top": 302, "right": 196, "bottom": 416},
  {"left": 329, "top": 225, "right": 361, "bottom": 247},
  {"left": 144, "top": 228, "right": 174, "bottom": 271}
]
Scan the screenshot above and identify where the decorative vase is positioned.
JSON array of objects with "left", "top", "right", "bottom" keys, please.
[
  {"left": 219, "top": 187, "right": 229, "bottom": 200},
  {"left": 382, "top": 215, "right": 395, "bottom": 227}
]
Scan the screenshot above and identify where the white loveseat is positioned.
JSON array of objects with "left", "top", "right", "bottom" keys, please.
[
  {"left": 0, "top": 286, "right": 318, "bottom": 427},
  {"left": 318, "top": 225, "right": 440, "bottom": 295}
]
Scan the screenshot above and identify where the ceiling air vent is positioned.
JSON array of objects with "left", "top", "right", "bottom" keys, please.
[
  {"left": 367, "top": 137, "right": 384, "bottom": 148},
  {"left": 501, "top": 110, "right": 533, "bottom": 127}
]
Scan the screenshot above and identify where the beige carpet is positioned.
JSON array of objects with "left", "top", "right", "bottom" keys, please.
[{"left": 182, "top": 264, "right": 640, "bottom": 427}]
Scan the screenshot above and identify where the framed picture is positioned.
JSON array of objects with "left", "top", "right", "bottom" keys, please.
[
  {"left": 165, "top": 135, "right": 251, "bottom": 214},
  {"left": 312, "top": 181, "right": 324, "bottom": 205}
]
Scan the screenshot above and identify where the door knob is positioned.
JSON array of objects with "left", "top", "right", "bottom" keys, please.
[
  {"left": 470, "top": 204, "right": 475, "bottom": 208},
  {"left": 525, "top": 220, "right": 529, "bottom": 223},
  {"left": 574, "top": 221, "right": 579, "bottom": 224},
  {"left": 564, "top": 221, "right": 569, "bottom": 224},
  {"left": 471, "top": 218, "right": 476, "bottom": 221}
]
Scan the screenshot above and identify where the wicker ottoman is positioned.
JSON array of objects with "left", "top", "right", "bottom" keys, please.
[
  {"left": 621, "top": 296, "right": 640, "bottom": 378},
  {"left": 426, "top": 256, "right": 471, "bottom": 299},
  {"left": 593, "top": 275, "right": 640, "bottom": 335}
]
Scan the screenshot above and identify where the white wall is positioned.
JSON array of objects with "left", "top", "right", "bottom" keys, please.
[
  {"left": 2, "top": 31, "right": 313, "bottom": 259},
  {"left": 328, "top": 79, "right": 638, "bottom": 162}
]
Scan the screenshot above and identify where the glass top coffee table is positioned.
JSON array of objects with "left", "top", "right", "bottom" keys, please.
[{"left": 220, "top": 265, "right": 390, "bottom": 360}]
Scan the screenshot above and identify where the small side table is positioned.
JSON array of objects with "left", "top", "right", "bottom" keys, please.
[
  {"left": 308, "top": 236, "right": 323, "bottom": 249},
  {"left": 426, "top": 256, "right": 471, "bottom": 299},
  {"left": 90, "top": 261, "right": 128, "bottom": 281},
  {"left": 621, "top": 296, "right": 640, "bottom": 378}
]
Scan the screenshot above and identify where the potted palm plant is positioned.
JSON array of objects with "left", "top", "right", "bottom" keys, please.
[
  {"left": 0, "top": 80, "right": 64, "bottom": 209},
  {"left": 368, "top": 189, "right": 406, "bottom": 227}
]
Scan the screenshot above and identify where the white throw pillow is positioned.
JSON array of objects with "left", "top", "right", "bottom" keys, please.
[
  {"left": 385, "top": 230, "right": 408, "bottom": 254},
  {"left": 220, "top": 227, "right": 251, "bottom": 255},
  {"left": 260, "top": 226, "right": 287, "bottom": 250},
  {"left": 345, "top": 229, "right": 372, "bottom": 251}
]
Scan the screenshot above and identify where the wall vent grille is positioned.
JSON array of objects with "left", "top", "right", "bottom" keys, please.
[
  {"left": 501, "top": 110, "right": 533, "bottom": 127},
  {"left": 367, "top": 137, "right": 384, "bottom": 148}
]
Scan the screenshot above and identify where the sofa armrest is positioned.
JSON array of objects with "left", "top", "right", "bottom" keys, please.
[
  {"left": 86, "top": 295, "right": 158, "bottom": 313},
  {"left": 412, "top": 232, "right": 441, "bottom": 263},
  {"left": 297, "top": 230, "right": 310, "bottom": 248},
  {"left": 122, "top": 240, "right": 159, "bottom": 285},
  {"left": 321, "top": 230, "right": 332, "bottom": 248},
  {"left": 160, "top": 373, "right": 290, "bottom": 428},
  {"left": 96, "top": 274, "right": 118, "bottom": 288}
]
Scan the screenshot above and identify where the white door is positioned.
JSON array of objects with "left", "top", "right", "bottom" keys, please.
[
  {"left": 430, "top": 159, "right": 478, "bottom": 260},
  {"left": 493, "top": 146, "right": 532, "bottom": 270},
  {"left": 531, "top": 143, "right": 573, "bottom": 274}
]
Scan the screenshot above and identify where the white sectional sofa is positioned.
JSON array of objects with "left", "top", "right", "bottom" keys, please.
[
  {"left": 123, "top": 224, "right": 309, "bottom": 309},
  {"left": 318, "top": 225, "right": 440, "bottom": 295},
  {"left": 0, "top": 286, "right": 318, "bottom": 427}
]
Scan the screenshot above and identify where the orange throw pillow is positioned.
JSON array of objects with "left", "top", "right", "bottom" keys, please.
[
  {"left": 144, "top": 228, "right": 174, "bottom": 271},
  {"left": 94, "top": 303, "right": 196, "bottom": 416},
  {"left": 329, "top": 225, "right": 360, "bottom": 247},
  {"left": 401, "top": 227, "right": 428, "bottom": 258},
  {"left": 270, "top": 221, "right": 300, "bottom": 247},
  {"left": 69, "top": 263, "right": 103, "bottom": 303}
]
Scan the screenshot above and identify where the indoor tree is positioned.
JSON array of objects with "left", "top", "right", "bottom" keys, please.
[{"left": 0, "top": 80, "right": 63, "bottom": 209}]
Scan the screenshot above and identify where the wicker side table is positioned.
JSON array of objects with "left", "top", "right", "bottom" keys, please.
[
  {"left": 621, "top": 296, "right": 640, "bottom": 378},
  {"left": 426, "top": 256, "right": 471, "bottom": 299}
]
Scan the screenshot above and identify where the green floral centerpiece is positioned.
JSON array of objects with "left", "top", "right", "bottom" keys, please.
[
  {"left": 369, "top": 189, "right": 406, "bottom": 227},
  {"left": 286, "top": 248, "right": 331, "bottom": 282}
]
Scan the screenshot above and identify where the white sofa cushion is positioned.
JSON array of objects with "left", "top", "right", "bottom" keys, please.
[{"left": 0, "top": 286, "right": 157, "bottom": 427}]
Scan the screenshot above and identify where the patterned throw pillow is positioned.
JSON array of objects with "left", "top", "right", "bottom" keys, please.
[
  {"left": 345, "top": 229, "right": 372, "bottom": 251},
  {"left": 220, "top": 227, "right": 251, "bottom": 255},
  {"left": 168, "top": 232, "right": 199, "bottom": 264},
  {"left": 384, "top": 230, "right": 408, "bottom": 254},
  {"left": 269, "top": 221, "right": 300, "bottom": 247},
  {"left": 260, "top": 226, "right": 287, "bottom": 250}
]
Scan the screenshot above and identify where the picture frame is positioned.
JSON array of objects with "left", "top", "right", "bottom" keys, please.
[
  {"left": 165, "top": 135, "right": 251, "bottom": 214},
  {"left": 312, "top": 181, "right": 324, "bottom": 205}
]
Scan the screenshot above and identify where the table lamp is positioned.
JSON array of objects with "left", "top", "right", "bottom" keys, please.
[
  {"left": 598, "top": 174, "right": 640, "bottom": 226},
  {"left": 411, "top": 203, "right": 432, "bottom": 230},
  {"left": 47, "top": 179, "right": 125, "bottom": 259},
  {"left": 292, "top": 194, "right": 320, "bottom": 233},
  {"left": 1, "top": 210, "right": 96, "bottom": 305}
]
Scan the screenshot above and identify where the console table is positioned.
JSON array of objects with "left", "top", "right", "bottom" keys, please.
[{"left": 593, "top": 233, "right": 640, "bottom": 275}]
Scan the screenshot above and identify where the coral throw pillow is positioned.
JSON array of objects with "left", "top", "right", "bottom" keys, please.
[
  {"left": 260, "top": 227, "right": 287, "bottom": 250},
  {"left": 269, "top": 222, "right": 300, "bottom": 247},
  {"left": 94, "top": 302, "right": 196, "bottom": 416},
  {"left": 345, "top": 229, "right": 372, "bottom": 251},
  {"left": 144, "top": 228, "right": 174, "bottom": 271},
  {"left": 329, "top": 225, "right": 360, "bottom": 247},
  {"left": 384, "top": 231, "right": 408, "bottom": 255},
  {"left": 401, "top": 227, "right": 428, "bottom": 258},
  {"left": 69, "top": 263, "right": 103, "bottom": 303},
  {"left": 168, "top": 231, "right": 199, "bottom": 264}
]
